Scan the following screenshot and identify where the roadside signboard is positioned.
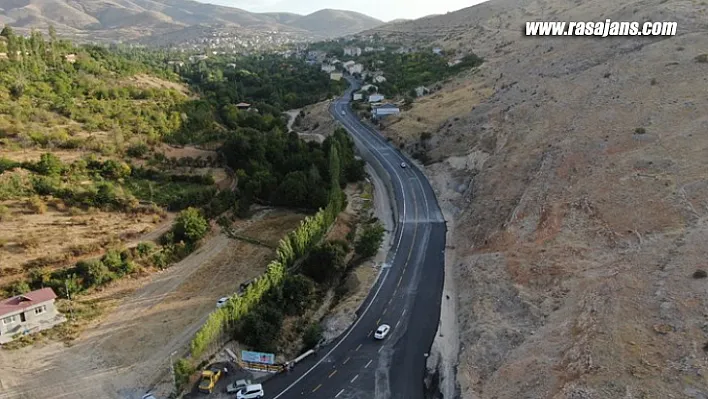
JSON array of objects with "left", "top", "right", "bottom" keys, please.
[{"left": 242, "top": 350, "right": 275, "bottom": 365}]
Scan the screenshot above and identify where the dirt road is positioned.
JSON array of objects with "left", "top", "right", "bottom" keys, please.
[{"left": 0, "top": 210, "right": 305, "bottom": 399}]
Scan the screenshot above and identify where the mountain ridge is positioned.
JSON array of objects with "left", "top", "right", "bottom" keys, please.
[{"left": 0, "top": 0, "right": 384, "bottom": 41}]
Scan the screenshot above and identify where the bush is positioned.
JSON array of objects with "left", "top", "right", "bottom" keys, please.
[
  {"left": 126, "top": 143, "right": 150, "bottom": 158},
  {"left": 136, "top": 242, "right": 155, "bottom": 258},
  {"left": 75, "top": 259, "right": 114, "bottom": 288},
  {"left": 695, "top": 54, "right": 708, "bottom": 63},
  {"left": 634, "top": 127, "right": 647, "bottom": 135},
  {"left": 302, "top": 323, "right": 323, "bottom": 350},
  {"left": 8, "top": 280, "right": 31, "bottom": 296},
  {"left": 355, "top": 221, "right": 385, "bottom": 258},
  {"left": 238, "top": 302, "right": 284, "bottom": 353},
  {"left": 302, "top": 242, "right": 347, "bottom": 284},
  {"left": 35, "top": 153, "right": 65, "bottom": 176},
  {"left": 173, "top": 358, "right": 195, "bottom": 392},
  {"left": 26, "top": 196, "right": 47, "bottom": 214},
  {"left": 172, "top": 207, "right": 210, "bottom": 246},
  {"left": 693, "top": 269, "right": 707, "bottom": 279}
]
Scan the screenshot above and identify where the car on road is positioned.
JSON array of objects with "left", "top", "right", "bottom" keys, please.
[
  {"left": 374, "top": 324, "right": 391, "bottom": 340},
  {"left": 400, "top": 162, "right": 407, "bottom": 168},
  {"left": 341, "top": 110, "right": 346, "bottom": 115},
  {"left": 236, "top": 384, "right": 264, "bottom": 399},
  {"left": 216, "top": 297, "right": 229, "bottom": 308},
  {"left": 226, "top": 379, "right": 252, "bottom": 394},
  {"left": 141, "top": 394, "right": 157, "bottom": 399},
  {"left": 198, "top": 367, "right": 223, "bottom": 394}
]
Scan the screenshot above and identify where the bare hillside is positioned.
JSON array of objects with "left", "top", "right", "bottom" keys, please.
[{"left": 369, "top": 0, "right": 708, "bottom": 398}]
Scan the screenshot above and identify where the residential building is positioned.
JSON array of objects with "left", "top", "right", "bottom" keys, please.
[
  {"left": 343, "top": 47, "right": 362, "bottom": 56},
  {"left": 330, "top": 72, "right": 343, "bottom": 81},
  {"left": 189, "top": 54, "right": 209, "bottom": 62},
  {"left": 235, "top": 102, "right": 251, "bottom": 110},
  {"left": 432, "top": 47, "right": 443, "bottom": 55},
  {"left": 364, "top": 46, "right": 375, "bottom": 53},
  {"left": 415, "top": 86, "right": 430, "bottom": 97},
  {"left": 373, "top": 103, "right": 400, "bottom": 119},
  {"left": 0, "top": 288, "right": 65, "bottom": 344},
  {"left": 64, "top": 54, "right": 77, "bottom": 63},
  {"left": 352, "top": 92, "right": 364, "bottom": 101},
  {"left": 373, "top": 75, "right": 387, "bottom": 83},
  {"left": 347, "top": 63, "right": 364, "bottom": 74},
  {"left": 342, "top": 60, "right": 356, "bottom": 68},
  {"left": 361, "top": 84, "right": 378, "bottom": 93},
  {"left": 368, "top": 93, "right": 385, "bottom": 103},
  {"left": 321, "top": 64, "right": 336, "bottom": 73},
  {"left": 167, "top": 60, "right": 185, "bottom": 67}
]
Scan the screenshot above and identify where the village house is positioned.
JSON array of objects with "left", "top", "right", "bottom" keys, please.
[
  {"left": 432, "top": 47, "right": 443, "bottom": 55},
  {"left": 373, "top": 75, "right": 387, "bottom": 83},
  {"left": 0, "top": 288, "right": 65, "bottom": 344},
  {"left": 330, "top": 72, "right": 343, "bottom": 81},
  {"left": 189, "top": 54, "right": 209, "bottom": 63},
  {"left": 342, "top": 60, "right": 356, "bottom": 68},
  {"left": 235, "top": 102, "right": 251, "bottom": 110},
  {"left": 352, "top": 91, "right": 364, "bottom": 101},
  {"left": 364, "top": 46, "right": 375, "bottom": 53},
  {"left": 167, "top": 60, "right": 185, "bottom": 67},
  {"left": 368, "top": 93, "right": 385, "bottom": 103},
  {"left": 64, "top": 53, "right": 77, "bottom": 63},
  {"left": 343, "top": 47, "right": 362, "bottom": 56},
  {"left": 373, "top": 103, "right": 401, "bottom": 119},
  {"left": 321, "top": 64, "right": 336, "bottom": 73},
  {"left": 361, "top": 84, "right": 378, "bottom": 92},
  {"left": 346, "top": 63, "right": 364, "bottom": 74}
]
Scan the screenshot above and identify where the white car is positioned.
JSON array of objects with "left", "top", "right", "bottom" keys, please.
[
  {"left": 141, "top": 394, "right": 157, "bottom": 399},
  {"left": 341, "top": 110, "right": 346, "bottom": 115},
  {"left": 236, "top": 384, "right": 264, "bottom": 399},
  {"left": 216, "top": 297, "right": 229, "bottom": 308},
  {"left": 374, "top": 324, "right": 391, "bottom": 340},
  {"left": 227, "top": 379, "right": 251, "bottom": 394},
  {"left": 400, "top": 162, "right": 407, "bottom": 168}
]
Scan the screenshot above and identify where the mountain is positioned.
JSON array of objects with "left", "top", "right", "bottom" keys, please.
[
  {"left": 358, "top": 0, "right": 708, "bottom": 398},
  {"left": 0, "top": 0, "right": 383, "bottom": 42},
  {"left": 285, "top": 9, "right": 383, "bottom": 38}
]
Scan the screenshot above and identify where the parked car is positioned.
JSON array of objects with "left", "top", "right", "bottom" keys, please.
[
  {"left": 236, "top": 384, "right": 264, "bottom": 399},
  {"left": 374, "top": 324, "right": 391, "bottom": 340},
  {"left": 141, "top": 394, "right": 157, "bottom": 399},
  {"left": 198, "top": 367, "right": 223, "bottom": 393},
  {"left": 227, "top": 379, "right": 252, "bottom": 394},
  {"left": 400, "top": 162, "right": 407, "bottom": 168},
  {"left": 216, "top": 297, "right": 229, "bottom": 308}
]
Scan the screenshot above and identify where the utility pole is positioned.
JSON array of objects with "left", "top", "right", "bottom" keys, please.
[{"left": 65, "top": 279, "right": 73, "bottom": 321}]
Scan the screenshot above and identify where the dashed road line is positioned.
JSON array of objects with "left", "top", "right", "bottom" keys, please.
[
  {"left": 356, "top": 343, "right": 362, "bottom": 351},
  {"left": 313, "top": 384, "right": 322, "bottom": 392},
  {"left": 367, "top": 330, "right": 372, "bottom": 337},
  {"left": 351, "top": 374, "right": 359, "bottom": 383},
  {"left": 343, "top": 357, "right": 351, "bottom": 365},
  {"left": 329, "top": 369, "right": 338, "bottom": 378},
  {"left": 364, "top": 359, "right": 372, "bottom": 368},
  {"left": 336, "top": 389, "right": 345, "bottom": 398},
  {"left": 382, "top": 307, "right": 387, "bottom": 315},
  {"left": 395, "top": 320, "right": 401, "bottom": 328}
]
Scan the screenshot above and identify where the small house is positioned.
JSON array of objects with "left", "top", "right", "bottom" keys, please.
[
  {"left": 352, "top": 92, "right": 364, "bottom": 101},
  {"left": 373, "top": 75, "right": 387, "bottom": 83},
  {"left": 64, "top": 54, "right": 77, "bottom": 63},
  {"left": 432, "top": 48, "right": 443, "bottom": 55},
  {"left": 235, "top": 102, "right": 251, "bottom": 110},
  {"left": 368, "top": 93, "right": 385, "bottom": 103},
  {"left": 0, "top": 288, "right": 65, "bottom": 344},
  {"left": 373, "top": 103, "right": 400, "bottom": 119},
  {"left": 330, "top": 72, "right": 343, "bottom": 81},
  {"left": 321, "top": 64, "right": 336, "bottom": 73}
]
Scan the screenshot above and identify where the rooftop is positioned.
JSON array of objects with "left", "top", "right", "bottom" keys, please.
[{"left": 0, "top": 288, "right": 57, "bottom": 317}]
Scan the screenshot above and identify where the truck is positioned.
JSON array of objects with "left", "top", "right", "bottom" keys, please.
[{"left": 198, "top": 367, "right": 223, "bottom": 394}]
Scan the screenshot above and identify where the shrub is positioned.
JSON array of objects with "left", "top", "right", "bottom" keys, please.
[
  {"left": 302, "top": 242, "right": 346, "bottom": 284},
  {"left": 172, "top": 207, "right": 210, "bottom": 246},
  {"left": 136, "top": 242, "right": 155, "bottom": 258},
  {"left": 695, "top": 54, "right": 708, "bottom": 63},
  {"left": 101, "top": 250, "right": 123, "bottom": 273},
  {"left": 173, "top": 358, "right": 195, "bottom": 392},
  {"left": 75, "top": 259, "right": 113, "bottom": 288},
  {"left": 693, "top": 269, "right": 707, "bottom": 279},
  {"left": 302, "top": 323, "right": 323, "bottom": 350},
  {"left": 634, "top": 127, "right": 647, "bottom": 135},
  {"left": 35, "top": 153, "right": 65, "bottom": 176},
  {"left": 355, "top": 221, "right": 385, "bottom": 258},
  {"left": 0, "top": 204, "right": 11, "bottom": 221},
  {"left": 126, "top": 143, "right": 150, "bottom": 158},
  {"left": 26, "top": 195, "right": 47, "bottom": 214},
  {"left": 8, "top": 280, "right": 31, "bottom": 296}
]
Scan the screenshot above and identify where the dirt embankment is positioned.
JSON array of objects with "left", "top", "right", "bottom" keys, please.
[
  {"left": 0, "top": 209, "right": 306, "bottom": 399},
  {"left": 376, "top": 0, "right": 708, "bottom": 397}
]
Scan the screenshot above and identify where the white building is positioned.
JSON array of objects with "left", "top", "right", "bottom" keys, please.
[
  {"left": 344, "top": 47, "right": 362, "bottom": 56},
  {"left": 342, "top": 60, "right": 356, "bottom": 68},
  {"left": 373, "top": 75, "right": 387, "bottom": 83},
  {"left": 433, "top": 47, "right": 443, "bottom": 55},
  {"left": 352, "top": 92, "right": 363, "bottom": 101},
  {"left": 361, "top": 84, "right": 378, "bottom": 92},
  {"left": 321, "top": 64, "right": 336, "bottom": 73},
  {"left": 373, "top": 103, "right": 400, "bottom": 119},
  {"left": 330, "top": 72, "right": 343, "bottom": 81},
  {"left": 347, "top": 63, "right": 364, "bottom": 74},
  {"left": 368, "top": 93, "right": 385, "bottom": 103}
]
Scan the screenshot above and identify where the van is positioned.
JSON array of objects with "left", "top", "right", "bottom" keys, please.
[{"left": 236, "top": 383, "right": 264, "bottom": 399}]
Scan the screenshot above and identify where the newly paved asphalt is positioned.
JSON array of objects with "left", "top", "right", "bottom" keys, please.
[{"left": 264, "top": 78, "right": 447, "bottom": 399}]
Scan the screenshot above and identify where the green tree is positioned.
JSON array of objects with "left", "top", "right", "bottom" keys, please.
[
  {"left": 172, "top": 207, "right": 209, "bottom": 246},
  {"left": 355, "top": 221, "right": 385, "bottom": 258},
  {"left": 302, "top": 242, "right": 346, "bottom": 284},
  {"left": 75, "top": 259, "right": 113, "bottom": 287},
  {"left": 8, "top": 280, "right": 31, "bottom": 296},
  {"left": 302, "top": 322, "right": 323, "bottom": 350},
  {"left": 280, "top": 274, "right": 316, "bottom": 316},
  {"left": 36, "top": 153, "right": 64, "bottom": 176}
]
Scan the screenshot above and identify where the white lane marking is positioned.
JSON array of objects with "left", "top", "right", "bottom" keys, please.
[
  {"left": 402, "top": 309, "right": 406, "bottom": 316},
  {"left": 395, "top": 320, "right": 400, "bottom": 328},
  {"left": 378, "top": 346, "right": 384, "bottom": 353},
  {"left": 364, "top": 359, "right": 372, "bottom": 368},
  {"left": 336, "top": 389, "right": 345, "bottom": 398},
  {"left": 351, "top": 374, "right": 359, "bottom": 383}
]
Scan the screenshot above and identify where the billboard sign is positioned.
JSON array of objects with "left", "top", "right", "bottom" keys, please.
[{"left": 242, "top": 350, "right": 275, "bottom": 365}]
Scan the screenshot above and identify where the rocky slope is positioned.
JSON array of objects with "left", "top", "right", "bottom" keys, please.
[{"left": 368, "top": 0, "right": 708, "bottom": 398}]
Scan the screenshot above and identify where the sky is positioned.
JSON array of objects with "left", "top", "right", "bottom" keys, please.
[{"left": 194, "top": 0, "right": 485, "bottom": 22}]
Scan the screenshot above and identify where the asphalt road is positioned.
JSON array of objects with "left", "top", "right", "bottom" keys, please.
[{"left": 264, "top": 78, "right": 447, "bottom": 399}]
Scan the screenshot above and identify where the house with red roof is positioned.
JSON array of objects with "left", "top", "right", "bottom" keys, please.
[{"left": 0, "top": 288, "right": 66, "bottom": 344}]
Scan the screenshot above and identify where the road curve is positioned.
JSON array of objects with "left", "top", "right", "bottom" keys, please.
[{"left": 265, "top": 78, "right": 446, "bottom": 399}]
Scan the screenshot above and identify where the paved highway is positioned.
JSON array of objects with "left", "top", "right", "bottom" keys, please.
[{"left": 265, "top": 78, "right": 446, "bottom": 399}]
